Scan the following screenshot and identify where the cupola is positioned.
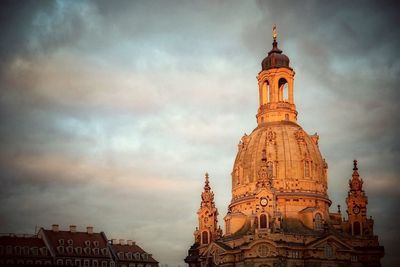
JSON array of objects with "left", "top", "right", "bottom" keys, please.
[{"left": 261, "top": 25, "right": 291, "bottom": 71}]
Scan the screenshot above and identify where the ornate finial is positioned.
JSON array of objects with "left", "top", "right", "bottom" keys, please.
[
  {"left": 204, "top": 172, "right": 211, "bottom": 191},
  {"left": 272, "top": 24, "right": 277, "bottom": 41},
  {"left": 353, "top": 159, "right": 358, "bottom": 171}
]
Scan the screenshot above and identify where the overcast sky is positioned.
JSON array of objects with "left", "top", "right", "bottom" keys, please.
[{"left": 0, "top": 0, "right": 399, "bottom": 266}]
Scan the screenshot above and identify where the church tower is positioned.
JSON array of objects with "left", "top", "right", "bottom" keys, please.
[
  {"left": 345, "top": 160, "right": 374, "bottom": 237},
  {"left": 185, "top": 26, "right": 384, "bottom": 267},
  {"left": 194, "top": 173, "right": 222, "bottom": 246}
]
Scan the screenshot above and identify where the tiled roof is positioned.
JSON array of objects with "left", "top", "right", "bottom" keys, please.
[
  {"left": 111, "top": 244, "right": 158, "bottom": 263},
  {"left": 42, "top": 229, "right": 108, "bottom": 248},
  {"left": 0, "top": 235, "right": 46, "bottom": 247},
  {"left": 41, "top": 229, "right": 110, "bottom": 258}
]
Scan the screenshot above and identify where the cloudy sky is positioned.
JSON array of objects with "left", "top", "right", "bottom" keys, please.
[{"left": 0, "top": 0, "right": 399, "bottom": 266}]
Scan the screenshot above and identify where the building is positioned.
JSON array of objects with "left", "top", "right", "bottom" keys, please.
[
  {"left": 0, "top": 225, "right": 159, "bottom": 267},
  {"left": 0, "top": 234, "right": 52, "bottom": 266},
  {"left": 110, "top": 239, "right": 158, "bottom": 267},
  {"left": 185, "top": 26, "right": 384, "bottom": 267}
]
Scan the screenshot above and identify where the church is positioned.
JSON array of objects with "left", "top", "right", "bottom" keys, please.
[{"left": 184, "top": 27, "right": 384, "bottom": 267}]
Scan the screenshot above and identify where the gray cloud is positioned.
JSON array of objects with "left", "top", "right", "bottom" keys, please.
[{"left": 0, "top": 0, "right": 399, "bottom": 266}]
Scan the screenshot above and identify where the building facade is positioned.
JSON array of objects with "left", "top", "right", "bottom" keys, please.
[
  {"left": 0, "top": 225, "right": 158, "bottom": 267},
  {"left": 185, "top": 27, "right": 384, "bottom": 267}
]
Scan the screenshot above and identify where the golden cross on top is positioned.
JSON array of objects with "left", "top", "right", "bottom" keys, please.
[{"left": 272, "top": 24, "right": 277, "bottom": 41}]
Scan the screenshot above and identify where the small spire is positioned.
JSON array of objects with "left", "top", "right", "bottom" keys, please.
[
  {"left": 204, "top": 172, "right": 211, "bottom": 191},
  {"left": 272, "top": 24, "right": 277, "bottom": 42},
  {"left": 353, "top": 159, "right": 358, "bottom": 171}
]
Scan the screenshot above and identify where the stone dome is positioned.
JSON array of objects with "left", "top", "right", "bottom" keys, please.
[
  {"left": 231, "top": 121, "right": 328, "bottom": 202},
  {"left": 261, "top": 40, "right": 290, "bottom": 71}
]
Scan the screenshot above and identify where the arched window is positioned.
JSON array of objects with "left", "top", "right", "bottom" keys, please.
[
  {"left": 202, "top": 231, "right": 209, "bottom": 244},
  {"left": 260, "top": 214, "right": 268, "bottom": 229},
  {"left": 261, "top": 80, "right": 270, "bottom": 104},
  {"left": 353, "top": 221, "right": 361, "bottom": 236},
  {"left": 314, "top": 213, "right": 323, "bottom": 230},
  {"left": 278, "top": 78, "right": 289, "bottom": 102}
]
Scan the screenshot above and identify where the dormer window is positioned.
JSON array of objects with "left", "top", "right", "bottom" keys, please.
[
  {"left": 135, "top": 252, "right": 141, "bottom": 260},
  {"left": 127, "top": 252, "right": 132, "bottom": 260},
  {"left": 67, "top": 239, "right": 73, "bottom": 246},
  {"left": 101, "top": 248, "right": 108, "bottom": 256},
  {"left": 31, "top": 247, "right": 38, "bottom": 256},
  {"left": 66, "top": 246, "right": 73, "bottom": 254},
  {"left": 15, "top": 246, "right": 21, "bottom": 255},
  {"left": 57, "top": 246, "right": 64, "bottom": 254},
  {"left": 23, "top": 246, "right": 29, "bottom": 255},
  {"left": 118, "top": 252, "right": 124, "bottom": 260},
  {"left": 75, "top": 247, "right": 82, "bottom": 255},
  {"left": 84, "top": 240, "right": 91, "bottom": 247},
  {"left": 142, "top": 253, "right": 148, "bottom": 261},
  {"left": 58, "top": 239, "right": 64, "bottom": 245},
  {"left": 93, "top": 248, "right": 99, "bottom": 255},
  {"left": 93, "top": 241, "right": 99, "bottom": 247},
  {"left": 84, "top": 247, "right": 91, "bottom": 255}
]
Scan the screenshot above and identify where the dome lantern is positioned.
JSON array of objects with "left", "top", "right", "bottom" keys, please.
[{"left": 256, "top": 25, "right": 297, "bottom": 125}]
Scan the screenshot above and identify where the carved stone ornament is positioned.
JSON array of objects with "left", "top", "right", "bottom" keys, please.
[
  {"left": 266, "top": 130, "right": 276, "bottom": 142},
  {"left": 294, "top": 129, "right": 305, "bottom": 143}
]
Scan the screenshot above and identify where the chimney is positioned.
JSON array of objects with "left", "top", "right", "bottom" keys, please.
[
  {"left": 52, "top": 224, "right": 59, "bottom": 232},
  {"left": 127, "top": 240, "right": 132, "bottom": 246},
  {"left": 112, "top": 239, "right": 118, "bottom": 245},
  {"left": 119, "top": 239, "right": 125, "bottom": 245},
  {"left": 70, "top": 225, "right": 77, "bottom": 233},
  {"left": 87, "top": 226, "right": 93, "bottom": 234}
]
